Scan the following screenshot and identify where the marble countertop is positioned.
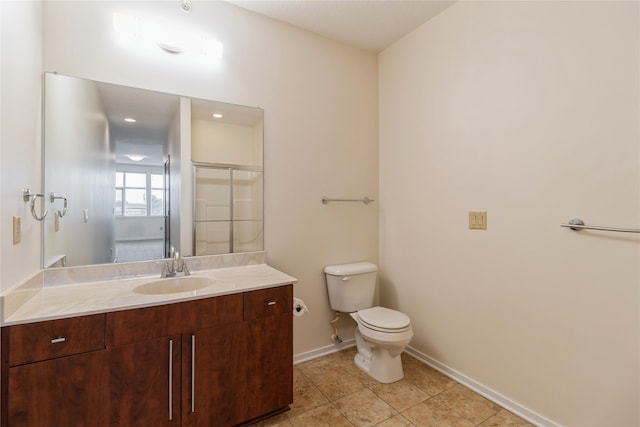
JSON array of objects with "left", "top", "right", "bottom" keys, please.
[{"left": 3, "top": 264, "right": 298, "bottom": 326}]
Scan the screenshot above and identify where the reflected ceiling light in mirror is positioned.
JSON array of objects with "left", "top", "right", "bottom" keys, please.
[
  {"left": 112, "top": 12, "right": 223, "bottom": 62},
  {"left": 181, "top": 0, "right": 192, "bottom": 14},
  {"left": 124, "top": 154, "right": 147, "bottom": 162}
]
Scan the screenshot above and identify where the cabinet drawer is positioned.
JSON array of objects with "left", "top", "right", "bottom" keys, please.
[
  {"left": 243, "top": 285, "right": 292, "bottom": 321},
  {"left": 106, "top": 303, "right": 183, "bottom": 347},
  {"left": 181, "top": 293, "right": 242, "bottom": 331},
  {"left": 5, "top": 314, "right": 105, "bottom": 366}
]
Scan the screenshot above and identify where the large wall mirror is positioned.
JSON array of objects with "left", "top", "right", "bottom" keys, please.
[{"left": 43, "top": 73, "right": 263, "bottom": 268}]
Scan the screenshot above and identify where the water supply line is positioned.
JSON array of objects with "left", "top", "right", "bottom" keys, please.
[{"left": 330, "top": 312, "right": 342, "bottom": 343}]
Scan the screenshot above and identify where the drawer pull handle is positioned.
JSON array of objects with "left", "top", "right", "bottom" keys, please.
[
  {"left": 267, "top": 301, "right": 277, "bottom": 306},
  {"left": 50, "top": 337, "right": 66, "bottom": 344}
]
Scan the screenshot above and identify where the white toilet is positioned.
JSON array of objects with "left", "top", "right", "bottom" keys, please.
[{"left": 324, "top": 262, "right": 413, "bottom": 383}]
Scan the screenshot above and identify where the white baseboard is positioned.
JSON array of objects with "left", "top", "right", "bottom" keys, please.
[
  {"left": 404, "top": 346, "right": 561, "bottom": 427},
  {"left": 293, "top": 339, "right": 356, "bottom": 365}
]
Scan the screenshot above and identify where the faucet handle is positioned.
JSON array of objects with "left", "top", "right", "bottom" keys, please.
[{"left": 161, "top": 262, "right": 169, "bottom": 278}]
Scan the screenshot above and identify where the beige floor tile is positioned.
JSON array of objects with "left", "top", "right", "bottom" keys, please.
[
  {"left": 401, "top": 353, "right": 425, "bottom": 369},
  {"left": 306, "top": 366, "right": 366, "bottom": 401},
  {"left": 251, "top": 411, "right": 293, "bottom": 427},
  {"left": 478, "top": 409, "right": 535, "bottom": 426},
  {"left": 297, "top": 354, "right": 341, "bottom": 377},
  {"left": 288, "top": 367, "right": 330, "bottom": 418},
  {"left": 332, "top": 347, "right": 359, "bottom": 367},
  {"left": 374, "top": 413, "right": 416, "bottom": 426},
  {"left": 370, "top": 379, "right": 430, "bottom": 412},
  {"left": 288, "top": 403, "right": 353, "bottom": 427},
  {"left": 402, "top": 399, "right": 476, "bottom": 427},
  {"left": 287, "top": 349, "right": 523, "bottom": 427},
  {"left": 334, "top": 388, "right": 398, "bottom": 427},
  {"left": 404, "top": 364, "right": 457, "bottom": 396},
  {"left": 431, "top": 384, "right": 501, "bottom": 424}
]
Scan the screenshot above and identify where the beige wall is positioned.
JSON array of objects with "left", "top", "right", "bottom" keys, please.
[
  {"left": 3, "top": 1, "right": 379, "bottom": 354},
  {"left": 379, "top": 2, "right": 639, "bottom": 426},
  {"left": 0, "top": 1, "right": 43, "bottom": 294}
]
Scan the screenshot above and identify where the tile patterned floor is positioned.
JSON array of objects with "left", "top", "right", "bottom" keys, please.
[{"left": 254, "top": 347, "right": 535, "bottom": 427}]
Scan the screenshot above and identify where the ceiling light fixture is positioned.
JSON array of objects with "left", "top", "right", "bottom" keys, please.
[
  {"left": 113, "top": 12, "right": 224, "bottom": 62},
  {"left": 124, "top": 117, "right": 137, "bottom": 123},
  {"left": 212, "top": 113, "right": 223, "bottom": 119},
  {"left": 124, "top": 154, "right": 147, "bottom": 162}
]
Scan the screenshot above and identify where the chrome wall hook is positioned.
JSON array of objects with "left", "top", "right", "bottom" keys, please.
[
  {"left": 49, "top": 192, "right": 68, "bottom": 218},
  {"left": 23, "top": 188, "right": 48, "bottom": 221}
]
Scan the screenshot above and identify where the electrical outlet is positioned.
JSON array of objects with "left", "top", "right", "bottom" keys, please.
[
  {"left": 469, "top": 211, "right": 487, "bottom": 230},
  {"left": 13, "top": 216, "right": 21, "bottom": 244}
]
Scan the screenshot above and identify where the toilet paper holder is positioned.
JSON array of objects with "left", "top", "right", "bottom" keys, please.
[{"left": 293, "top": 297, "right": 309, "bottom": 316}]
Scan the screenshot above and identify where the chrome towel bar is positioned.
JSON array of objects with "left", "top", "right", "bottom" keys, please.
[
  {"left": 322, "top": 196, "right": 374, "bottom": 205},
  {"left": 560, "top": 218, "right": 640, "bottom": 234}
]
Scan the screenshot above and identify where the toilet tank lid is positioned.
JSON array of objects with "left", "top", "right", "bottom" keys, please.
[{"left": 324, "top": 262, "right": 378, "bottom": 276}]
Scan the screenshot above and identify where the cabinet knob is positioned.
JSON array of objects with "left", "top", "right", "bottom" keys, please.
[
  {"left": 267, "top": 301, "right": 277, "bottom": 306},
  {"left": 50, "top": 337, "right": 66, "bottom": 344}
]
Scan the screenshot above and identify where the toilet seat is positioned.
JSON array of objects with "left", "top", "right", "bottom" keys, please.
[{"left": 356, "top": 306, "right": 411, "bottom": 333}]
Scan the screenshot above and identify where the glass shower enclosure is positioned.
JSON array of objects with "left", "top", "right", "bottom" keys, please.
[{"left": 193, "top": 164, "right": 263, "bottom": 255}]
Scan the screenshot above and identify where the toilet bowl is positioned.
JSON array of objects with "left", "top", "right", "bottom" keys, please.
[{"left": 350, "top": 306, "right": 413, "bottom": 383}]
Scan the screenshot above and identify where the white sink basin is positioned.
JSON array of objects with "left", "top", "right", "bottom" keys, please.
[{"left": 133, "top": 276, "right": 215, "bottom": 295}]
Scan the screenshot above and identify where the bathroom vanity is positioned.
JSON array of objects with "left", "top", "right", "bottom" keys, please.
[{"left": 0, "top": 258, "right": 296, "bottom": 427}]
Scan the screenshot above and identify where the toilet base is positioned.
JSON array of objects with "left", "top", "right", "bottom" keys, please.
[{"left": 353, "top": 328, "right": 406, "bottom": 384}]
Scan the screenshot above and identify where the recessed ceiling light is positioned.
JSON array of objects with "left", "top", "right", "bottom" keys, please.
[
  {"left": 124, "top": 118, "right": 137, "bottom": 123},
  {"left": 212, "top": 113, "right": 223, "bottom": 119}
]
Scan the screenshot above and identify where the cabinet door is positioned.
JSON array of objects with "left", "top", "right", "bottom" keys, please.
[
  {"left": 240, "top": 312, "right": 293, "bottom": 422},
  {"left": 107, "top": 336, "right": 181, "bottom": 426},
  {"left": 182, "top": 322, "right": 244, "bottom": 427},
  {"left": 7, "top": 350, "right": 108, "bottom": 427},
  {"left": 238, "top": 285, "right": 294, "bottom": 422}
]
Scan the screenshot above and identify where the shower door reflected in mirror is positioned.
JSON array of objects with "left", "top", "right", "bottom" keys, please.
[{"left": 193, "top": 165, "right": 263, "bottom": 255}]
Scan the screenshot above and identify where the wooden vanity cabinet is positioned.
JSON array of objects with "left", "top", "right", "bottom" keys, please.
[{"left": 1, "top": 284, "right": 293, "bottom": 427}]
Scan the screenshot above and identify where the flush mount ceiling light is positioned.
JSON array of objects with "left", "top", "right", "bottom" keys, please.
[
  {"left": 113, "top": 12, "right": 223, "bottom": 62},
  {"left": 212, "top": 113, "right": 223, "bottom": 119},
  {"left": 124, "top": 154, "right": 147, "bottom": 162},
  {"left": 124, "top": 117, "right": 137, "bottom": 123}
]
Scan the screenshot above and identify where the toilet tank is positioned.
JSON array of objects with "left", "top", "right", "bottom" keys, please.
[{"left": 324, "top": 262, "right": 378, "bottom": 312}]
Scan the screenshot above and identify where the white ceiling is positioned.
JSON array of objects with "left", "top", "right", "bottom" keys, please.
[{"left": 225, "top": 0, "right": 456, "bottom": 52}]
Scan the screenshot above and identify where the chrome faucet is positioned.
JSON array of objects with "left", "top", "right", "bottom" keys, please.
[{"left": 161, "top": 251, "right": 190, "bottom": 278}]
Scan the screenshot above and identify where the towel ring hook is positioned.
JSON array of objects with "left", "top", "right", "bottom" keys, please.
[
  {"left": 49, "top": 192, "right": 68, "bottom": 218},
  {"left": 23, "top": 188, "right": 48, "bottom": 221}
]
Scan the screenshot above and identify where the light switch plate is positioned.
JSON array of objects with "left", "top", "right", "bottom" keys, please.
[
  {"left": 469, "top": 211, "right": 487, "bottom": 230},
  {"left": 13, "top": 216, "right": 21, "bottom": 244}
]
